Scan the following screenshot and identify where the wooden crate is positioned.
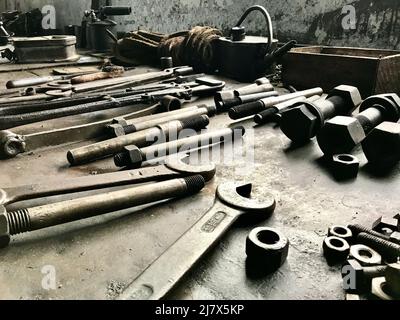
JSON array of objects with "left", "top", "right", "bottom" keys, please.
[{"left": 282, "top": 46, "right": 400, "bottom": 99}]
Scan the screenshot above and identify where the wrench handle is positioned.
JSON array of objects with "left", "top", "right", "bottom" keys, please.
[{"left": 119, "top": 204, "right": 239, "bottom": 300}]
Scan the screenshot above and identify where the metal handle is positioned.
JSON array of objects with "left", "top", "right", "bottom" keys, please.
[{"left": 234, "top": 5, "right": 274, "bottom": 52}]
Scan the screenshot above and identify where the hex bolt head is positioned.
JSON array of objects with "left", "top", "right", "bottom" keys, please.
[
  {"left": 317, "top": 117, "right": 365, "bottom": 156},
  {"left": 327, "top": 85, "right": 362, "bottom": 112},
  {"left": 362, "top": 122, "right": 400, "bottom": 168},
  {"left": 372, "top": 216, "right": 399, "bottom": 234},
  {"left": 0, "top": 205, "right": 10, "bottom": 248},
  {"left": 114, "top": 145, "right": 143, "bottom": 168}
]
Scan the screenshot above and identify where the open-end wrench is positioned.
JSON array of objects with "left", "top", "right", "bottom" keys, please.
[
  {"left": 118, "top": 182, "right": 276, "bottom": 300},
  {"left": 0, "top": 155, "right": 216, "bottom": 208}
]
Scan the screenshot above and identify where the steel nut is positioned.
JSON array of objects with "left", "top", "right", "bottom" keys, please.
[
  {"left": 371, "top": 277, "right": 396, "bottom": 300},
  {"left": 323, "top": 236, "right": 350, "bottom": 265},
  {"left": 246, "top": 227, "right": 289, "bottom": 270},
  {"left": 106, "top": 124, "right": 126, "bottom": 137},
  {"left": 0, "top": 205, "right": 10, "bottom": 248},
  {"left": 385, "top": 262, "right": 400, "bottom": 298},
  {"left": 331, "top": 154, "right": 360, "bottom": 180},
  {"left": 328, "top": 225, "right": 353, "bottom": 243},
  {"left": 372, "top": 216, "right": 399, "bottom": 234},
  {"left": 327, "top": 85, "right": 362, "bottom": 111},
  {"left": 349, "top": 244, "right": 382, "bottom": 266}
]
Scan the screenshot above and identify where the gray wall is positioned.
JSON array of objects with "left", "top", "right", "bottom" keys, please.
[{"left": 4, "top": 0, "right": 400, "bottom": 49}]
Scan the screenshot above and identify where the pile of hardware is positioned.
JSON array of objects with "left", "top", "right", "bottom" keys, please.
[{"left": 322, "top": 216, "right": 400, "bottom": 300}]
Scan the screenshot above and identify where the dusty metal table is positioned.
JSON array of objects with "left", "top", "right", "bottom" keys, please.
[{"left": 0, "top": 65, "right": 398, "bottom": 300}]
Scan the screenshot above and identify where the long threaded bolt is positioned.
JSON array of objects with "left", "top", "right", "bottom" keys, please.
[
  {"left": 1, "top": 176, "right": 205, "bottom": 247},
  {"left": 349, "top": 224, "right": 391, "bottom": 241},
  {"left": 357, "top": 232, "right": 400, "bottom": 262}
]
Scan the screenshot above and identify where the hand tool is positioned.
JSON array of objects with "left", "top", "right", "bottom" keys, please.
[
  {"left": 0, "top": 155, "right": 216, "bottom": 208},
  {"left": 0, "top": 100, "right": 169, "bottom": 159},
  {"left": 317, "top": 94, "right": 400, "bottom": 156},
  {"left": 362, "top": 121, "right": 400, "bottom": 168},
  {"left": 108, "top": 104, "right": 216, "bottom": 137},
  {"left": 67, "top": 115, "right": 210, "bottom": 166},
  {"left": 229, "top": 87, "right": 324, "bottom": 120},
  {"left": 254, "top": 95, "right": 321, "bottom": 125},
  {"left": 118, "top": 181, "right": 276, "bottom": 300},
  {"left": 280, "top": 85, "right": 362, "bottom": 143},
  {"left": 0, "top": 79, "right": 223, "bottom": 130},
  {"left": 114, "top": 126, "right": 246, "bottom": 168},
  {"left": 0, "top": 175, "right": 206, "bottom": 248}
]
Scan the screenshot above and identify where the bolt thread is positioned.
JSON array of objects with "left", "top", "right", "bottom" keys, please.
[
  {"left": 180, "top": 115, "right": 209, "bottom": 131},
  {"left": 184, "top": 175, "right": 205, "bottom": 194},
  {"left": 229, "top": 101, "right": 265, "bottom": 120},
  {"left": 205, "top": 105, "right": 217, "bottom": 117},
  {"left": 122, "top": 124, "right": 137, "bottom": 135},
  {"left": 114, "top": 152, "right": 131, "bottom": 167},
  {"left": 349, "top": 224, "right": 391, "bottom": 241},
  {"left": 254, "top": 107, "right": 277, "bottom": 124},
  {"left": 7, "top": 209, "right": 31, "bottom": 235},
  {"left": 357, "top": 232, "right": 400, "bottom": 261},
  {"left": 363, "top": 265, "right": 387, "bottom": 278}
]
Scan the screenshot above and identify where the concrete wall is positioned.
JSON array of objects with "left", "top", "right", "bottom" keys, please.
[{"left": 4, "top": 0, "right": 400, "bottom": 49}]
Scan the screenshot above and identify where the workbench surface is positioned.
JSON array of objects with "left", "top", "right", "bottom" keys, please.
[{"left": 0, "top": 65, "right": 398, "bottom": 300}]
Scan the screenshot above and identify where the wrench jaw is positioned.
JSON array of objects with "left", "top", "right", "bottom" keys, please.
[
  {"left": 0, "top": 131, "right": 26, "bottom": 159},
  {"left": 217, "top": 182, "right": 276, "bottom": 216},
  {"left": 165, "top": 155, "right": 216, "bottom": 182},
  {"left": 0, "top": 205, "right": 10, "bottom": 248}
]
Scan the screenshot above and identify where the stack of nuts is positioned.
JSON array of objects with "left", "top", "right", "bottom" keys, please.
[{"left": 323, "top": 214, "right": 400, "bottom": 300}]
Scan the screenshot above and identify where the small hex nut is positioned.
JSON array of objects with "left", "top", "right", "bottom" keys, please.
[
  {"left": 327, "top": 85, "right": 362, "bottom": 112},
  {"left": 372, "top": 216, "right": 399, "bottom": 233},
  {"left": 123, "top": 145, "right": 143, "bottom": 167},
  {"left": 323, "top": 236, "right": 350, "bottom": 265},
  {"left": 246, "top": 227, "right": 289, "bottom": 270},
  {"left": 0, "top": 205, "right": 10, "bottom": 248},
  {"left": 328, "top": 225, "right": 353, "bottom": 242},
  {"left": 362, "top": 122, "right": 400, "bottom": 167},
  {"left": 331, "top": 154, "right": 360, "bottom": 180},
  {"left": 349, "top": 244, "right": 382, "bottom": 266},
  {"left": 106, "top": 124, "right": 126, "bottom": 137},
  {"left": 317, "top": 117, "right": 365, "bottom": 156}
]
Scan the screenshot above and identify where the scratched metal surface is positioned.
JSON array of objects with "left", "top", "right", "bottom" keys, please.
[{"left": 0, "top": 66, "right": 399, "bottom": 300}]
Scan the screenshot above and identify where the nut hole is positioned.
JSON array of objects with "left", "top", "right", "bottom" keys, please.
[
  {"left": 330, "top": 238, "right": 345, "bottom": 248},
  {"left": 257, "top": 230, "right": 280, "bottom": 245},
  {"left": 358, "top": 249, "right": 373, "bottom": 259},
  {"left": 333, "top": 227, "right": 347, "bottom": 235},
  {"left": 337, "top": 155, "right": 355, "bottom": 162}
]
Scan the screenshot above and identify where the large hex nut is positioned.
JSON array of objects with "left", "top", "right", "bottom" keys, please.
[
  {"left": 326, "top": 85, "right": 362, "bottom": 114},
  {"left": 328, "top": 225, "right": 353, "bottom": 243},
  {"left": 317, "top": 117, "right": 366, "bottom": 156},
  {"left": 349, "top": 244, "right": 382, "bottom": 266},
  {"left": 331, "top": 154, "right": 360, "bottom": 180},
  {"left": 246, "top": 227, "right": 289, "bottom": 270},
  {"left": 0, "top": 130, "right": 26, "bottom": 159},
  {"left": 323, "top": 236, "right": 350, "bottom": 265},
  {"left": 362, "top": 122, "right": 400, "bottom": 167},
  {"left": 371, "top": 277, "right": 396, "bottom": 300},
  {"left": 0, "top": 205, "right": 10, "bottom": 248},
  {"left": 372, "top": 216, "right": 399, "bottom": 234},
  {"left": 359, "top": 94, "right": 400, "bottom": 123}
]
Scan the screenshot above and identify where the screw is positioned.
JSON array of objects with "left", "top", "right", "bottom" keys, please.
[
  {"left": 357, "top": 232, "right": 400, "bottom": 262},
  {"left": 349, "top": 224, "right": 391, "bottom": 241}
]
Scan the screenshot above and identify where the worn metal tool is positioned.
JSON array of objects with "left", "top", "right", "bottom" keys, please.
[
  {"left": 317, "top": 94, "right": 400, "bottom": 156},
  {"left": 254, "top": 95, "right": 322, "bottom": 125},
  {"left": 0, "top": 175, "right": 206, "bottom": 248},
  {"left": 118, "top": 181, "right": 276, "bottom": 300},
  {"left": 0, "top": 98, "right": 176, "bottom": 159},
  {"left": 108, "top": 104, "right": 216, "bottom": 137},
  {"left": 67, "top": 115, "right": 210, "bottom": 166},
  {"left": 0, "top": 155, "right": 216, "bottom": 209},
  {"left": 0, "top": 78, "right": 223, "bottom": 130},
  {"left": 114, "top": 126, "right": 246, "bottom": 168},
  {"left": 229, "top": 88, "right": 323, "bottom": 120}
]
